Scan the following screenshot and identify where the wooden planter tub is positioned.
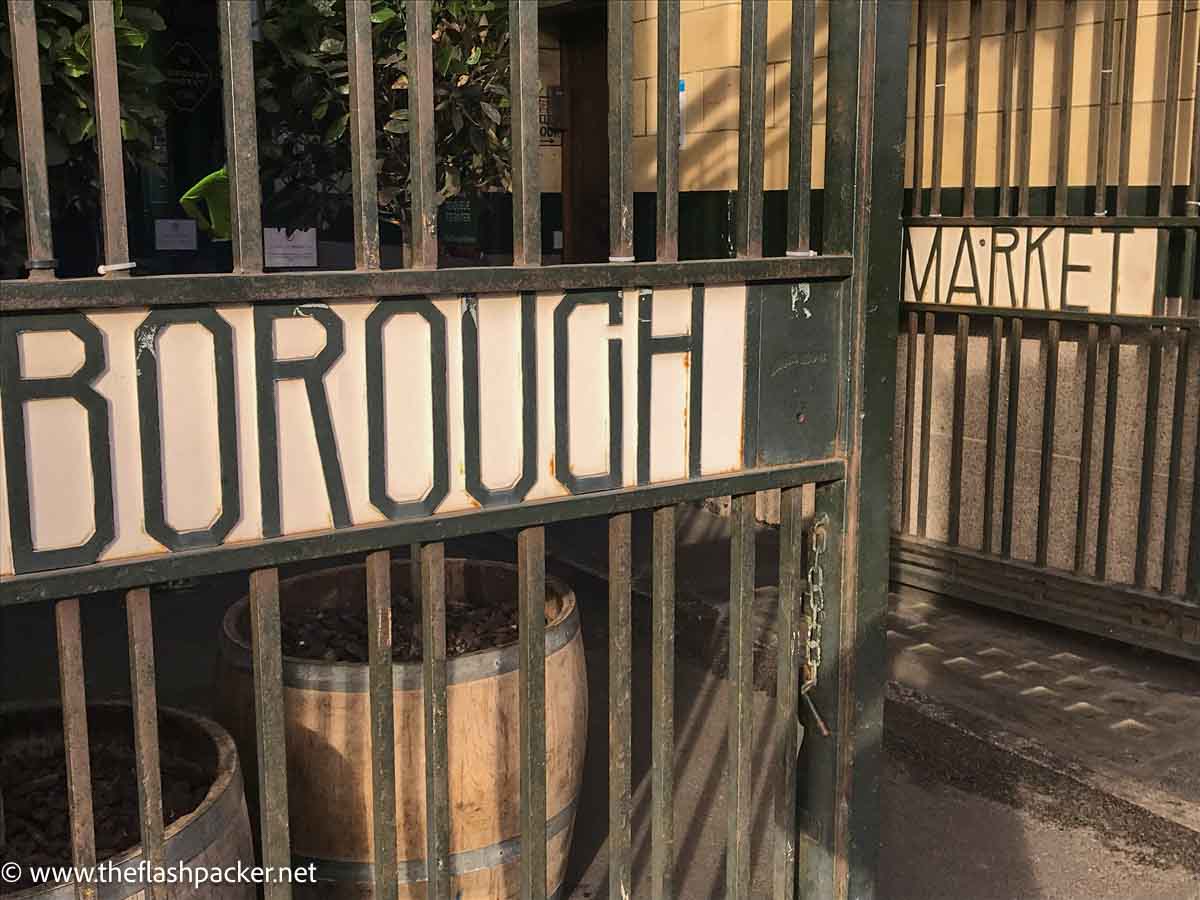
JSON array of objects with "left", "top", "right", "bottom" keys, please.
[
  {"left": 215, "top": 558, "right": 587, "bottom": 899},
  {"left": 1, "top": 703, "right": 254, "bottom": 899}
]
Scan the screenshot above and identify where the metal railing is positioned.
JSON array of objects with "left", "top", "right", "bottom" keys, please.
[{"left": 1, "top": 1, "right": 908, "bottom": 898}]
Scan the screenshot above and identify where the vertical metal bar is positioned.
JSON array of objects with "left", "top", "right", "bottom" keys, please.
[
  {"left": 650, "top": 506, "right": 676, "bottom": 900},
  {"left": 656, "top": 0, "right": 681, "bottom": 262},
  {"left": 911, "top": 0, "right": 929, "bottom": 216},
  {"left": 248, "top": 568, "right": 293, "bottom": 900},
  {"left": 948, "top": 314, "right": 969, "bottom": 545},
  {"left": 1075, "top": 324, "right": 1100, "bottom": 573},
  {"left": 1156, "top": 2, "right": 1185, "bottom": 313},
  {"left": 929, "top": 0, "right": 948, "bottom": 216},
  {"left": 518, "top": 527, "right": 547, "bottom": 900},
  {"left": 1159, "top": 0, "right": 1184, "bottom": 216},
  {"left": 1189, "top": 374, "right": 1200, "bottom": 601},
  {"left": 796, "top": 478, "right": 846, "bottom": 900},
  {"left": 6, "top": 1, "right": 56, "bottom": 277},
  {"left": 983, "top": 316, "right": 1003, "bottom": 551},
  {"left": 510, "top": 0, "right": 540, "bottom": 267},
  {"left": 786, "top": 0, "right": 816, "bottom": 252},
  {"left": 1094, "top": 0, "right": 1117, "bottom": 214},
  {"left": 1096, "top": 325, "right": 1122, "bottom": 578},
  {"left": 56, "top": 599, "right": 97, "bottom": 900},
  {"left": 735, "top": 0, "right": 768, "bottom": 258},
  {"left": 608, "top": 0, "right": 634, "bottom": 261},
  {"left": 998, "top": 0, "right": 1017, "bottom": 216},
  {"left": 1116, "top": 0, "right": 1138, "bottom": 215},
  {"left": 1036, "top": 320, "right": 1059, "bottom": 567},
  {"left": 1016, "top": 0, "right": 1036, "bottom": 215},
  {"left": 962, "top": 0, "right": 982, "bottom": 216},
  {"left": 346, "top": 0, "right": 381, "bottom": 270},
  {"left": 607, "top": 514, "right": 633, "bottom": 900},
  {"left": 840, "top": 3, "right": 904, "bottom": 893},
  {"left": 1181, "top": 33, "right": 1200, "bottom": 312},
  {"left": 900, "top": 310, "right": 919, "bottom": 532},
  {"left": 917, "top": 312, "right": 935, "bottom": 537},
  {"left": 407, "top": 0, "right": 438, "bottom": 270},
  {"left": 1054, "top": 0, "right": 1076, "bottom": 216},
  {"left": 366, "top": 551, "right": 398, "bottom": 900},
  {"left": 772, "top": 486, "right": 804, "bottom": 900},
  {"left": 88, "top": 0, "right": 130, "bottom": 274},
  {"left": 125, "top": 588, "right": 165, "bottom": 900},
  {"left": 1002, "top": 317, "right": 1023, "bottom": 557},
  {"left": 1135, "top": 328, "right": 1164, "bottom": 588},
  {"left": 421, "top": 543, "right": 450, "bottom": 898},
  {"left": 217, "top": 0, "right": 264, "bottom": 272},
  {"left": 727, "top": 493, "right": 756, "bottom": 899},
  {"left": 1162, "top": 330, "right": 1191, "bottom": 592},
  {"left": 824, "top": 0, "right": 861, "bottom": 255}
]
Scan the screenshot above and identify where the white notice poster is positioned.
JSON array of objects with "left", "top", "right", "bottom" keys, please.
[{"left": 264, "top": 228, "right": 318, "bottom": 268}]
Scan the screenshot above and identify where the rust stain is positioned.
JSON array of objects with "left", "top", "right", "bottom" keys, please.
[
  {"left": 466, "top": 495, "right": 481, "bottom": 509},
  {"left": 548, "top": 454, "right": 556, "bottom": 477}
]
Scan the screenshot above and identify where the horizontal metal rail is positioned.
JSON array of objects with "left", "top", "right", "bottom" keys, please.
[
  {"left": 901, "top": 302, "right": 1197, "bottom": 332},
  {"left": 1, "top": 459, "right": 846, "bottom": 607},
  {"left": 906, "top": 216, "right": 1200, "bottom": 229},
  {"left": 0, "top": 257, "right": 853, "bottom": 312}
]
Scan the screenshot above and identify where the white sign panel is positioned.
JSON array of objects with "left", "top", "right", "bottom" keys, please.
[
  {"left": 902, "top": 225, "right": 1159, "bottom": 315},
  {"left": 264, "top": 228, "right": 319, "bottom": 268},
  {"left": 0, "top": 287, "right": 751, "bottom": 578}
]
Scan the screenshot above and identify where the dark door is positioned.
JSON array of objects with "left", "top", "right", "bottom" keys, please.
[{"left": 559, "top": 5, "right": 609, "bottom": 263}]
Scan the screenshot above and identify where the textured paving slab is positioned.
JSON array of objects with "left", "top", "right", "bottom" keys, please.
[{"left": 889, "top": 587, "right": 1200, "bottom": 836}]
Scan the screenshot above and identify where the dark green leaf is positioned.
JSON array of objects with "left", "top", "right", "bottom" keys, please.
[
  {"left": 480, "top": 101, "right": 500, "bottom": 124},
  {"left": 323, "top": 112, "right": 349, "bottom": 143},
  {"left": 121, "top": 6, "right": 166, "bottom": 31},
  {"left": 44, "top": 0, "right": 84, "bottom": 22},
  {"left": 370, "top": 7, "right": 397, "bottom": 24}
]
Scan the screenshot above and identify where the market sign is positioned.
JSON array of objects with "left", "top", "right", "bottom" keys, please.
[
  {"left": 0, "top": 287, "right": 768, "bottom": 578},
  {"left": 902, "top": 225, "right": 1159, "bottom": 315}
]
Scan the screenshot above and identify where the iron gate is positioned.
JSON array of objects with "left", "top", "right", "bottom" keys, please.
[
  {"left": 0, "top": 1, "right": 907, "bottom": 898},
  {"left": 894, "top": 0, "right": 1200, "bottom": 661}
]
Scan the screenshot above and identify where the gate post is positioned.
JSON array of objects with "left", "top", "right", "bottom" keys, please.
[{"left": 825, "top": 1, "right": 911, "bottom": 898}]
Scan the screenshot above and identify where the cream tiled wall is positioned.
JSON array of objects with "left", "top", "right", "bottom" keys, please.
[
  {"left": 908, "top": 0, "right": 1200, "bottom": 189},
  {"left": 627, "top": 0, "right": 1200, "bottom": 194},
  {"left": 630, "top": 0, "right": 830, "bottom": 192}
]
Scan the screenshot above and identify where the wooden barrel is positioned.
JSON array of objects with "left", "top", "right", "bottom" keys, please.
[
  {"left": 1, "top": 703, "right": 255, "bottom": 899},
  {"left": 215, "top": 558, "right": 587, "bottom": 899}
]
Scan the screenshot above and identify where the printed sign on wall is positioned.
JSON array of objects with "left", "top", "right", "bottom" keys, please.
[
  {"left": 902, "top": 226, "right": 1159, "bottom": 315},
  {"left": 0, "top": 287, "right": 756, "bottom": 578}
]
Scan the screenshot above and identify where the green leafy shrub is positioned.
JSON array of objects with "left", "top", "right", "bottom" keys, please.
[
  {"left": 0, "top": 0, "right": 167, "bottom": 276},
  {"left": 253, "top": 0, "right": 512, "bottom": 238}
]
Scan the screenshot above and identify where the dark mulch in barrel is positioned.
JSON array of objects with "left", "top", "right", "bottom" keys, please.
[
  {"left": 279, "top": 592, "right": 547, "bottom": 663},
  {"left": 1, "top": 734, "right": 210, "bottom": 892}
]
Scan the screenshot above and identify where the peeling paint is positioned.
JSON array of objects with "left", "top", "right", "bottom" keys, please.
[
  {"left": 135, "top": 325, "right": 158, "bottom": 360},
  {"left": 791, "top": 282, "right": 812, "bottom": 319},
  {"left": 293, "top": 302, "right": 331, "bottom": 318}
]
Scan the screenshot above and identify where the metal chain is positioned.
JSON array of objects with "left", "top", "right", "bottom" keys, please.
[{"left": 802, "top": 512, "right": 829, "bottom": 694}]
